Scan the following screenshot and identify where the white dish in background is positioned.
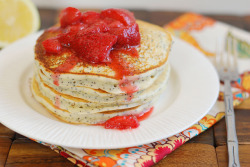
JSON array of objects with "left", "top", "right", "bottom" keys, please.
[{"left": 0, "top": 32, "right": 219, "bottom": 149}]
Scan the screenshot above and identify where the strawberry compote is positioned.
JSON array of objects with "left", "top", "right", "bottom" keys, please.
[{"left": 42, "top": 7, "right": 140, "bottom": 67}]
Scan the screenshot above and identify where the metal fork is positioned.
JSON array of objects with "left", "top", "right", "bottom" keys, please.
[{"left": 215, "top": 32, "right": 240, "bottom": 167}]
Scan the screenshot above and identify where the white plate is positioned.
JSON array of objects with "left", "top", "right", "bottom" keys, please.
[{"left": 0, "top": 32, "right": 219, "bottom": 149}]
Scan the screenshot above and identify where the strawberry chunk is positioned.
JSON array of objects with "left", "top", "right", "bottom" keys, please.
[
  {"left": 72, "top": 33, "right": 117, "bottom": 63},
  {"left": 81, "top": 11, "right": 100, "bottom": 24},
  {"left": 112, "top": 23, "right": 140, "bottom": 48},
  {"left": 59, "top": 24, "right": 86, "bottom": 47},
  {"left": 100, "top": 9, "right": 136, "bottom": 26},
  {"left": 42, "top": 38, "right": 61, "bottom": 54},
  {"left": 59, "top": 7, "right": 82, "bottom": 27},
  {"left": 105, "top": 115, "right": 140, "bottom": 129},
  {"left": 108, "top": 20, "right": 124, "bottom": 28},
  {"left": 81, "top": 21, "right": 110, "bottom": 35}
]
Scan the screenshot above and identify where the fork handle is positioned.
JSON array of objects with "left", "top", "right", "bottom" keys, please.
[{"left": 224, "top": 80, "right": 240, "bottom": 167}]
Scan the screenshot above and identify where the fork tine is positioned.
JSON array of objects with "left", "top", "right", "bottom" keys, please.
[
  {"left": 215, "top": 38, "right": 224, "bottom": 72},
  {"left": 226, "top": 34, "right": 232, "bottom": 71},
  {"left": 232, "top": 37, "right": 238, "bottom": 73},
  {"left": 215, "top": 31, "right": 239, "bottom": 81},
  {"left": 227, "top": 31, "right": 239, "bottom": 79}
]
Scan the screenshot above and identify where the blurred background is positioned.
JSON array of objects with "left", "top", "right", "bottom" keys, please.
[
  {"left": 1, "top": 0, "right": 250, "bottom": 48},
  {"left": 32, "top": 0, "right": 250, "bottom": 15}
]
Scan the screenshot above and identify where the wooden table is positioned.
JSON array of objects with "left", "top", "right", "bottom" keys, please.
[{"left": 0, "top": 9, "right": 250, "bottom": 167}]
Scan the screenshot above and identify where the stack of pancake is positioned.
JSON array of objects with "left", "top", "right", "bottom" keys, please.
[{"left": 31, "top": 20, "right": 172, "bottom": 124}]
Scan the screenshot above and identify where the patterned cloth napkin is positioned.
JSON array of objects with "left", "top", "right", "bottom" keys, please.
[{"left": 34, "top": 13, "right": 250, "bottom": 167}]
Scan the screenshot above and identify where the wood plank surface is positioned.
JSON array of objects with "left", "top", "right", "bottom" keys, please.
[
  {"left": 131, "top": 10, "right": 150, "bottom": 22},
  {"left": 216, "top": 145, "right": 250, "bottom": 167},
  {"left": 5, "top": 139, "right": 73, "bottom": 167},
  {"left": 38, "top": 9, "right": 58, "bottom": 30},
  {"left": 187, "top": 127, "right": 214, "bottom": 146},
  {"left": 0, "top": 124, "right": 15, "bottom": 139},
  {"left": 154, "top": 143, "right": 218, "bottom": 167},
  {"left": 0, "top": 138, "right": 12, "bottom": 167},
  {"left": 14, "top": 133, "right": 29, "bottom": 140},
  {"left": 244, "top": 16, "right": 250, "bottom": 31},
  {"left": 207, "top": 14, "right": 245, "bottom": 28},
  {"left": 214, "top": 109, "right": 250, "bottom": 146},
  {"left": 148, "top": 11, "right": 183, "bottom": 26}
]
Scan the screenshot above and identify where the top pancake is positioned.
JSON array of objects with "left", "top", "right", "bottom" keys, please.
[{"left": 35, "top": 20, "right": 172, "bottom": 79}]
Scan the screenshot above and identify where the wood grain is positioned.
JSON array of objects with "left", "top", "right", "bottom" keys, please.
[
  {"left": 148, "top": 11, "right": 183, "bottom": 26},
  {"left": 216, "top": 145, "right": 250, "bottom": 167},
  {"left": 38, "top": 9, "right": 58, "bottom": 30},
  {"left": 131, "top": 10, "right": 150, "bottom": 22},
  {"left": 0, "top": 124, "right": 15, "bottom": 139},
  {"left": 244, "top": 15, "right": 250, "bottom": 31},
  {"left": 14, "top": 133, "right": 29, "bottom": 140},
  {"left": 214, "top": 109, "right": 250, "bottom": 146},
  {"left": 5, "top": 139, "right": 73, "bottom": 167},
  {"left": 154, "top": 143, "right": 218, "bottom": 167},
  {"left": 206, "top": 14, "right": 245, "bottom": 29},
  {"left": 0, "top": 138, "right": 12, "bottom": 167}
]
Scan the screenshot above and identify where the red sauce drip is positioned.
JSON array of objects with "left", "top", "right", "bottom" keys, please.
[
  {"left": 119, "top": 76, "right": 139, "bottom": 101},
  {"left": 54, "top": 54, "right": 79, "bottom": 73},
  {"left": 108, "top": 56, "right": 132, "bottom": 80},
  {"left": 51, "top": 54, "right": 79, "bottom": 86},
  {"left": 119, "top": 82, "right": 138, "bottom": 94},
  {"left": 107, "top": 48, "right": 140, "bottom": 101},
  {"left": 51, "top": 74, "right": 60, "bottom": 86},
  {"left": 108, "top": 48, "right": 139, "bottom": 79},
  {"left": 55, "top": 95, "right": 60, "bottom": 109},
  {"left": 137, "top": 107, "right": 154, "bottom": 121},
  {"left": 126, "top": 94, "right": 134, "bottom": 102}
]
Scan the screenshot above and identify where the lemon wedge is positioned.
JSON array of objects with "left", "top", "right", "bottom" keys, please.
[{"left": 0, "top": 0, "right": 40, "bottom": 47}]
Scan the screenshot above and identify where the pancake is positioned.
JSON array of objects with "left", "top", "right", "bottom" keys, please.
[{"left": 32, "top": 15, "right": 172, "bottom": 126}]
